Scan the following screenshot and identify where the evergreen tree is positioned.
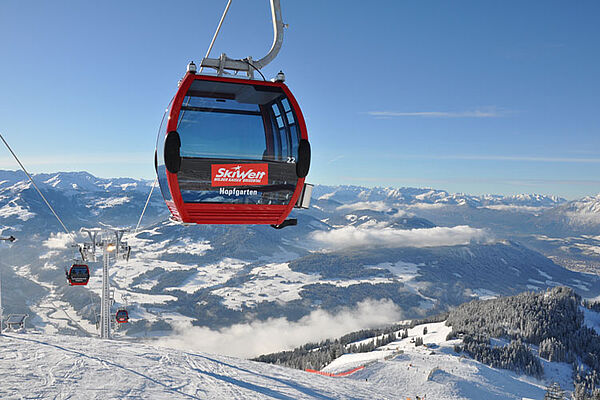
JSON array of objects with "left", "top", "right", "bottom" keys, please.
[{"left": 543, "top": 382, "right": 564, "bottom": 400}]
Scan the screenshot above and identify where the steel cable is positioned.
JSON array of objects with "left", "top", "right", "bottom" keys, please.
[
  {"left": 134, "top": 177, "right": 157, "bottom": 234},
  {"left": 0, "top": 132, "right": 75, "bottom": 242},
  {"left": 198, "top": 0, "right": 233, "bottom": 74}
]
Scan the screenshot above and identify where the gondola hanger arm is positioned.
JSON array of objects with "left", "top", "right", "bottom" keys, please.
[
  {"left": 254, "top": 0, "right": 285, "bottom": 70},
  {"left": 199, "top": 0, "right": 286, "bottom": 79}
]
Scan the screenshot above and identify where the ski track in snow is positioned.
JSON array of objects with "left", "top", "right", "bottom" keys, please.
[{"left": 0, "top": 333, "right": 396, "bottom": 399}]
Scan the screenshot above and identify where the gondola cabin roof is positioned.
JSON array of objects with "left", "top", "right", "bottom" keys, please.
[{"left": 155, "top": 72, "right": 310, "bottom": 226}]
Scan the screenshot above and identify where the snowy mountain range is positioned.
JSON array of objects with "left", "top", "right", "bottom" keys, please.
[
  {"left": 0, "top": 170, "right": 600, "bottom": 398},
  {"left": 313, "top": 184, "right": 566, "bottom": 208},
  {"left": 0, "top": 170, "right": 599, "bottom": 355}
]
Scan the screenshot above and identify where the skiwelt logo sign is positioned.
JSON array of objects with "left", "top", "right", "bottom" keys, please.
[{"left": 211, "top": 164, "right": 268, "bottom": 186}]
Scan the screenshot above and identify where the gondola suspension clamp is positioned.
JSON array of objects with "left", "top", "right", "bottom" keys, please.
[{"left": 200, "top": 0, "right": 286, "bottom": 79}]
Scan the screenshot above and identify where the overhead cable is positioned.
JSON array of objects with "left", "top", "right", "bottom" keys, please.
[
  {"left": 134, "top": 177, "right": 157, "bottom": 234},
  {"left": 199, "top": 0, "right": 233, "bottom": 74},
  {"left": 0, "top": 132, "right": 75, "bottom": 241}
]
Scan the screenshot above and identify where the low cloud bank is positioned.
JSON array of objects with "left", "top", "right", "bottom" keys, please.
[
  {"left": 312, "top": 225, "right": 488, "bottom": 250},
  {"left": 156, "top": 299, "right": 402, "bottom": 359},
  {"left": 337, "top": 201, "right": 391, "bottom": 212},
  {"left": 43, "top": 232, "right": 72, "bottom": 249},
  {"left": 483, "top": 204, "right": 547, "bottom": 213}
]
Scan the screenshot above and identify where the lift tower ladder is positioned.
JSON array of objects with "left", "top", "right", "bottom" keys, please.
[{"left": 99, "top": 241, "right": 111, "bottom": 339}]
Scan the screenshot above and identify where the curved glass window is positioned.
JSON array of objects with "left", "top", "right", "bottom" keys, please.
[
  {"left": 156, "top": 98, "right": 174, "bottom": 203},
  {"left": 175, "top": 79, "right": 302, "bottom": 205},
  {"left": 178, "top": 99, "right": 266, "bottom": 159}
]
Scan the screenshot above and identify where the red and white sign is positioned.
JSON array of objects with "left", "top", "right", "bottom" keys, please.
[{"left": 211, "top": 163, "right": 269, "bottom": 186}]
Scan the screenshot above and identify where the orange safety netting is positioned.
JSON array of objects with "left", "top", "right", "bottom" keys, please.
[{"left": 305, "top": 365, "right": 365, "bottom": 377}]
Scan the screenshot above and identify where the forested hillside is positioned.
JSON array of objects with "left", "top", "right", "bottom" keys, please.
[
  {"left": 257, "top": 287, "right": 600, "bottom": 399},
  {"left": 447, "top": 287, "right": 600, "bottom": 398}
]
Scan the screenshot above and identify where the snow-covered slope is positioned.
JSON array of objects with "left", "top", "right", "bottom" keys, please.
[
  {"left": 0, "top": 323, "right": 572, "bottom": 400},
  {"left": 0, "top": 332, "right": 397, "bottom": 399},
  {"left": 320, "top": 321, "right": 568, "bottom": 400}
]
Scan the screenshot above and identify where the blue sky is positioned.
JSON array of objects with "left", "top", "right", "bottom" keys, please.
[{"left": 0, "top": 1, "right": 599, "bottom": 199}]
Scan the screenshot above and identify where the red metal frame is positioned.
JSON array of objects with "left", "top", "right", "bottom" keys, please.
[
  {"left": 164, "top": 73, "right": 308, "bottom": 225},
  {"left": 68, "top": 264, "right": 89, "bottom": 286}
]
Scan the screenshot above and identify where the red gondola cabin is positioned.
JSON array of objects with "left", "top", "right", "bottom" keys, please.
[
  {"left": 67, "top": 264, "right": 89, "bottom": 286},
  {"left": 115, "top": 309, "right": 129, "bottom": 323},
  {"left": 155, "top": 71, "right": 311, "bottom": 226}
]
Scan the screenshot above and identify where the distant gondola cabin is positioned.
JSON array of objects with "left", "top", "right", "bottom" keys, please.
[
  {"left": 115, "top": 309, "right": 129, "bottom": 323},
  {"left": 67, "top": 264, "right": 90, "bottom": 286}
]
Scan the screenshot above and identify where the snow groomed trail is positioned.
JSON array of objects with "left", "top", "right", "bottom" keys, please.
[{"left": 0, "top": 333, "right": 396, "bottom": 399}]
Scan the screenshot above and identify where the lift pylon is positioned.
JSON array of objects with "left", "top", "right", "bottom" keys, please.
[
  {"left": 79, "top": 228, "right": 131, "bottom": 339},
  {"left": 0, "top": 235, "right": 16, "bottom": 335}
]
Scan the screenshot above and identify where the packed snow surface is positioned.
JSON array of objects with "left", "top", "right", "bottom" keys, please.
[
  {"left": 0, "top": 333, "right": 396, "bottom": 399},
  {"left": 320, "top": 322, "right": 564, "bottom": 400},
  {"left": 0, "top": 324, "right": 574, "bottom": 399}
]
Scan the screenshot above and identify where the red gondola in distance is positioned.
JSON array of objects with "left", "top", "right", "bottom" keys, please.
[
  {"left": 115, "top": 309, "right": 129, "bottom": 323},
  {"left": 67, "top": 264, "right": 89, "bottom": 286},
  {"left": 155, "top": 69, "right": 311, "bottom": 226}
]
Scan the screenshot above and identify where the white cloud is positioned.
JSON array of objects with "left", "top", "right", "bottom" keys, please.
[
  {"left": 43, "top": 232, "right": 73, "bottom": 249},
  {"left": 368, "top": 109, "right": 502, "bottom": 118},
  {"left": 390, "top": 209, "right": 411, "bottom": 218},
  {"left": 421, "top": 154, "right": 600, "bottom": 164},
  {"left": 156, "top": 299, "right": 402, "bottom": 358},
  {"left": 327, "top": 155, "right": 345, "bottom": 164},
  {"left": 482, "top": 204, "right": 548, "bottom": 213},
  {"left": 406, "top": 203, "right": 448, "bottom": 210},
  {"left": 337, "top": 201, "right": 391, "bottom": 212},
  {"left": 312, "top": 225, "right": 488, "bottom": 250}
]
